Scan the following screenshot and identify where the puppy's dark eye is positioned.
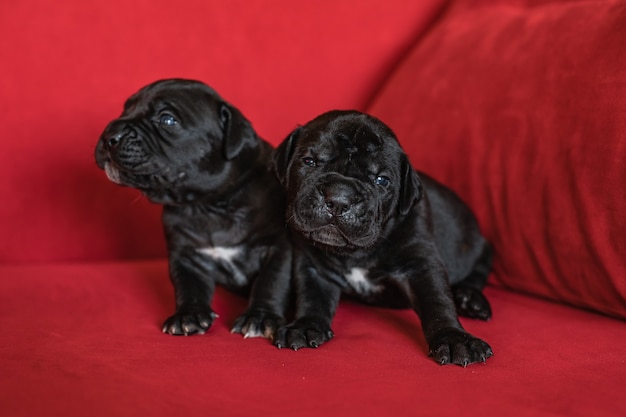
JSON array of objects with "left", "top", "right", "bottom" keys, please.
[
  {"left": 302, "top": 157, "right": 317, "bottom": 167},
  {"left": 158, "top": 114, "right": 178, "bottom": 126},
  {"left": 374, "top": 176, "right": 390, "bottom": 187}
]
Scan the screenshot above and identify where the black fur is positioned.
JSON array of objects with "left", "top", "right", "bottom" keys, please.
[
  {"left": 271, "top": 110, "right": 493, "bottom": 366},
  {"left": 95, "top": 79, "right": 291, "bottom": 338}
]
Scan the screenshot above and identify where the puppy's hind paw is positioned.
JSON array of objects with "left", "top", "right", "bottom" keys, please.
[
  {"left": 231, "top": 308, "right": 284, "bottom": 340},
  {"left": 452, "top": 286, "right": 492, "bottom": 321}
]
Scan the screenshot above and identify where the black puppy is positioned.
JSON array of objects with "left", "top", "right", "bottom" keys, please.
[
  {"left": 271, "top": 110, "right": 493, "bottom": 366},
  {"left": 95, "top": 79, "right": 290, "bottom": 338}
]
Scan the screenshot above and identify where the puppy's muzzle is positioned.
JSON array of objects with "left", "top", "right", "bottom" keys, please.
[
  {"left": 294, "top": 177, "right": 378, "bottom": 249},
  {"left": 99, "top": 122, "right": 152, "bottom": 170},
  {"left": 102, "top": 122, "right": 138, "bottom": 151}
]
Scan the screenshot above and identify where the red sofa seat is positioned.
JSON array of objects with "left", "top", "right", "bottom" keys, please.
[
  {"left": 2, "top": 260, "right": 625, "bottom": 416},
  {"left": 1, "top": 1, "right": 625, "bottom": 416}
]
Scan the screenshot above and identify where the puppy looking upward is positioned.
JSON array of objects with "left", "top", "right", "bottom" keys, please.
[
  {"left": 95, "top": 79, "right": 290, "bottom": 339},
  {"left": 271, "top": 110, "right": 493, "bottom": 366}
]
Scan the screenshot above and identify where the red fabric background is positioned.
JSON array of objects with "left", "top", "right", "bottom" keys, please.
[
  {"left": 0, "top": 0, "right": 444, "bottom": 264},
  {"left": 369, "top": 0, "right": 626, "bottom": 319}
]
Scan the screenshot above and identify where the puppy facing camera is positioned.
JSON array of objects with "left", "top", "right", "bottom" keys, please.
[
  {"left": 95, "top": 79, "right": 291, "bottom": 339},
  {"left": 271, "top": 110, "right": 493, "bottom": 366}
]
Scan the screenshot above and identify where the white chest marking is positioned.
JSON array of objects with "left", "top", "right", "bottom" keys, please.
[
  {"left": 344, "top": 267, "right": 381, "bottom": 294},
  {"left": 196, "top": 246, "right": 246, "bottom": 285},
  {"left": 196, "top": 246, "right": 241, "bottom": 263}
]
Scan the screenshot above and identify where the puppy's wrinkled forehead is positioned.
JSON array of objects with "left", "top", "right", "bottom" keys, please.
[
  {"left": 301, "top": 111, "right": 400, "bottom": 159},
  {"left": 122, "top": 79, "right": 222, "bottom": 120},
  {"left": 326, "top": 119, "right": 381, "bottom": 153}
]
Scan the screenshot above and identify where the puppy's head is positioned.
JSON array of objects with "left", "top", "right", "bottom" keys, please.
[
  {"left": 272, "top": 110, "right": 422, "bottom": 252},
  {"left": 95, "top": 78, "right": 258, "bottom": 204}
]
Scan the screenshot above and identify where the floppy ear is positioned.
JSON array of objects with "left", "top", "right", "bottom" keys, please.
[
  {"left": 398, "top": 155, "right": 423, "bottom": 215},
  {"left": 271, "top": 127, "right": 302, "bottom": 188},
  {"left": 219, "top": 103, "right": 257, "bottom": 160}
]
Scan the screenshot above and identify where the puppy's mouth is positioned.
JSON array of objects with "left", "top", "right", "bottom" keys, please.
[
  {"left": 305, "top": 225, "right": 352, "bottom": 248},
  {"left": 290, "top": 214, "right": 380, "bottom": 251},
  {"left": 99, "top": 156, "right": 184, "bottom": 193},
  {"left": 104, "top": 162, "right": 122, "bottom": 184}
]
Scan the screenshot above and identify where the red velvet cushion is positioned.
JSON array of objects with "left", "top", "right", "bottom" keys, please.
[{"left": 368, "top": 1, "right": 626, "bottom": 319}]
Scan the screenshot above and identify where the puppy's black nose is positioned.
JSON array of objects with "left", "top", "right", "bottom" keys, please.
[
  {"left": 107, "top": 132, "right": 123, "bottom": 148},
  {"left": 321, "top": 183, "right": 356, "bottom": 217},
  {"left": 103, "top": 125, "right": 136, "bottom": 149}
]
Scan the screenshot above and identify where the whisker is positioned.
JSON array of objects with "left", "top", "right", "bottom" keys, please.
[{"left": 129, "top": 193, "right": 144, "bottom": 206}]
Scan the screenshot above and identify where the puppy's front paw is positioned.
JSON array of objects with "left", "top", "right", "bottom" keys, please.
[
  {"left": 453, "top": 286, "right": 492, "bottom": 320},
  {"left": 429, "top": 328, "right": 493, "bottom": 366},
  {"left": 274, "top": 318, "right": 334, "bottom": 350},
  {"left": 162, "top": 308, "right": 218, "bottom": 336},
  {"left": 231, "top": 308, "right": 284, "bottom": 340}
]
